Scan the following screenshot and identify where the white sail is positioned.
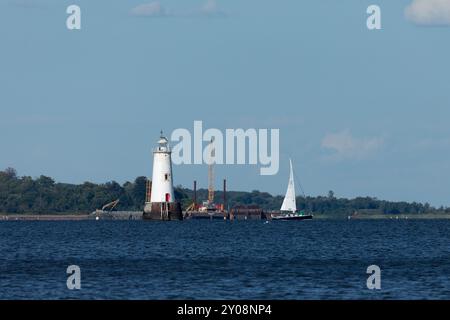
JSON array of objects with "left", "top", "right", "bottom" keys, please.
[{"left": 280, "top": 159, "right": 296, "bottom": 213}]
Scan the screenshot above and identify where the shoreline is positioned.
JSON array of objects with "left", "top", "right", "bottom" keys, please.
[
  {"left": 2, "top": 213, "right": 450, "bottom": 221},
  {"left": 0, "top": 214, "right": 91, "bottom": 221}
]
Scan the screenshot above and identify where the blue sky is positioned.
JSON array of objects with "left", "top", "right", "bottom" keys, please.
[{"left": 1, "top": 0, "right": 450, "bottom": 206}]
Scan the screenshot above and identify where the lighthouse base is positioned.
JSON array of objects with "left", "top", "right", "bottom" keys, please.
[{"left": 143, "top": 202, "right": 183, "bottom": 221}]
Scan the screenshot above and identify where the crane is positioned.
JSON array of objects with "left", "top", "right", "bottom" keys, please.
[
  {"left": 91, "top": 199, "right": 120, "bottom": 219},
  {"left": 197, "top": 138, "right": 217, "bottom": 213},
  {"left": 101, "top": 199, "right": 120, "bottom": 212},
  {"left": 207, "top": 137, "right": 215, "bottom": 206}
]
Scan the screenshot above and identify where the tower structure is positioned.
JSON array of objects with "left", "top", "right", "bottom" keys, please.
[
  {"left": 207, "top": 137, "right": 215, "bottom": 206},
  {"left": 143, "top": 131, "right": 182, "bottom": 220}
]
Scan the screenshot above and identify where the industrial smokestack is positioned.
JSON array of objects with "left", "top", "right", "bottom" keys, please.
[
  {"left": 223, "top": 179, "right": 227, "bottom": 212},
  {"left": 193, "top": 180, "right": 197, "bottom": 210}
]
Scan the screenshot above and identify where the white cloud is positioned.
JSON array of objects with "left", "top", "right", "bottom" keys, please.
[
  {"left": 199, "top": 0, "right": 227, "bottom": 17},
  {"left": 321, "top": 130, "right": 384, "bottom": 160},
  {"left": 405, "top": 0, "right": 450, "bottom": 26},
  {"left": 130, "top": 2, "right": 166, "bottom": 17},
  {"left": 130, "top": 1, "right": 226, "bottom": 18}
]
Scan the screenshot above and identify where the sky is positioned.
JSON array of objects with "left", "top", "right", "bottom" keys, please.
[{"left": 1, "top": 0, "right": 450, "bottom": 206}]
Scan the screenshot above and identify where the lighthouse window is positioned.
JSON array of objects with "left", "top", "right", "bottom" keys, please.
[{"left": 164, "top": 174, "right": 168, "bottom": 181}]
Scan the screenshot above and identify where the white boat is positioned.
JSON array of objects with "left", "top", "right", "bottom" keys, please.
[{"left": 271, "top": 159, "right": 313, "bottom": 221}]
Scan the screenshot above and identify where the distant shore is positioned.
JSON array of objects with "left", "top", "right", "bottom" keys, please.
[
  {"left": 3, "top": 170, "right": 449, "bottom": 220},
  {"left": 2, "top": 212, "right": 450, "bottom": 221},
  {"left": 0, "top": 213, "right": 90, "bottom": 221},
  {"left": 0, "top": 211, "right": 145, "bottom": 221},
  {"left": 316, "top": 213, "right": 450, "bottom": 220},
  {"left": 0, "top": 213, "right": 92, "bottom": 221}
]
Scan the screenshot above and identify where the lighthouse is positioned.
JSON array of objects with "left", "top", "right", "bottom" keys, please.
[{"left": 143, "top": 131, "right": 183, "bottom": 220}]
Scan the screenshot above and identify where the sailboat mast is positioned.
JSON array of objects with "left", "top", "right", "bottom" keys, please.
[{"left": 280, "top": 158, "right": 297, "bottom": 213}]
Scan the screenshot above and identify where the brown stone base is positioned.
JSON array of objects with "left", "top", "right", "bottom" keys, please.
[{"left": 143, "top": 202, "right": 183, "bottom": 221}]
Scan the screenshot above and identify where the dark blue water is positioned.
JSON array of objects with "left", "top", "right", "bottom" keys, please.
[{"left": 1, "top": 220, "right": 450, "bottom": 299}]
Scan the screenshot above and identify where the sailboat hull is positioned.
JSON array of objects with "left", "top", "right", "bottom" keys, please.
[{"left": 271, "top": 214, "right": 313, "bottom": 221}]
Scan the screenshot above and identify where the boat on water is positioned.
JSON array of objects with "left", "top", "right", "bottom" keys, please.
[{"left": 271, "top": 159, "right": 313, "bottom": 221}]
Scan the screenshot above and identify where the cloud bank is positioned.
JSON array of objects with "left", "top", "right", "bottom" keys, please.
[
  {"left": 405, "top": 0, "right": 450, "bottom": 26},
  {"left": 321, "top": 130, "right": 384, "bottom": 160}
]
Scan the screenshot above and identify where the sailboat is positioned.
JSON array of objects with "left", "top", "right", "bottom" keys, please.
[{"left": 271, "top": 159, "right": 313, "bottom": 221}]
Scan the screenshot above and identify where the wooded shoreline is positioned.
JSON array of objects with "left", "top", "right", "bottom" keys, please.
[
  {"left": 2, "top": 168, "right": 450, "bottom": 219},
  {"left": 2, "top": 213, "right": 450, "bottom": 221}
]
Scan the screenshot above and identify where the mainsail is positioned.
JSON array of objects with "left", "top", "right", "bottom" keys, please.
[{"left": 280, "top": 159, "right": 296, "bottom": 213}]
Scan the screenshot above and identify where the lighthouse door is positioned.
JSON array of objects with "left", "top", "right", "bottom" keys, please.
[{"left": 165, "top": 193, "right": 171, "bottom": 202}]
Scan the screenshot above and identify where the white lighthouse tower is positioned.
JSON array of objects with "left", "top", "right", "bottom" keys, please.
[
  {"left": 143, "top": 131, "right": 182, "bottom": 220},
  {"left": 150, "top": 133, "right": 175, "bottom": 203}
]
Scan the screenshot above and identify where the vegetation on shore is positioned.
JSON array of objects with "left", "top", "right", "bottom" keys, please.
[{"left": 1, "top": 168, "right": 449, "bottom": 218}]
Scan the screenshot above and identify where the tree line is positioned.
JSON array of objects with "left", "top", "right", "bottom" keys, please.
[{"left": 1, "top": 168, "right": 449, "bottom": 216}]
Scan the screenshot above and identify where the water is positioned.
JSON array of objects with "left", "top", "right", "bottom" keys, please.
[{"left": 1, "top": 219, "right": 450, "bottom": 299}]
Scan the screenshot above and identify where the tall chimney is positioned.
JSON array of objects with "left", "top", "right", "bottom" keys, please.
[
  {"left": 223, "top": 179, "right": 227, "bottom": 212},
  {"left": 193, "top": 180, "right": 197, "bottom": 210}
]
